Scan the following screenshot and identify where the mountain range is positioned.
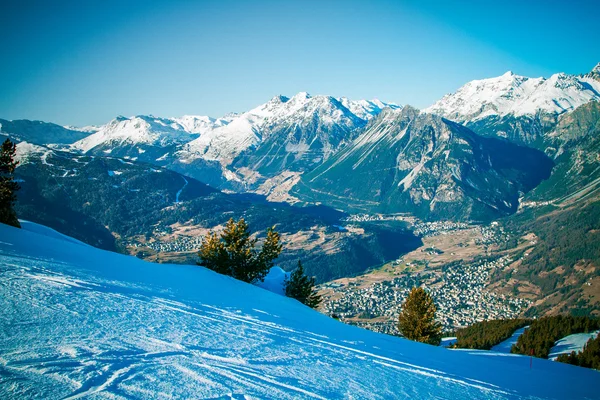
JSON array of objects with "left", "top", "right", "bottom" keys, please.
[
  {"left": 424, "top": 63, "right": 600, "bottom": 147},
  {"left": 3, "top": 62, "right": 600, "bottom": 318},
  {"left": 2, "top": 63, "right": 599, "bottom": 223},
  {"left": 294, "top": 106, "right": 553, "bottom": 221}
]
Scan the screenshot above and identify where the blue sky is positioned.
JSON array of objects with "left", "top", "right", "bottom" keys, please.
[{"left": 1, "top": 0, "right": 599, "bottom": 126}]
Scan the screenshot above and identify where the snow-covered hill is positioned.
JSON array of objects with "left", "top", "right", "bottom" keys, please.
[
  {"left": 72, "top": 114, "right": 228, "bottom": 153},
  {"left": 424, "top": 64, "right": 600, "bottom": 122},
  {"left": 549, "top": 330, "right": 600, "bottom": 361},
  {"left": 1, "top": 221, "right": 598, "bottom": 399}
]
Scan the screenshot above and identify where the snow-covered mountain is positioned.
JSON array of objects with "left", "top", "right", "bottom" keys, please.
[
  {"left": 68, "top": 115, "right": 230, "bottom": 178},
  {"left": 60, "top": 93, "right": 399, "bottom": 189},
  {"left": 229, "top": 93, "right": 374, "bottom": 176},
  {"left": 423, "top": 64, "right": 600, "bottom": 146},
  {"left": 338, "top": 97, "right": 401, "bottom": 120},
  {"left": 295, "top": 106, "right": 553, "bottom": 221},
  {"left": 72, "top": 114, "right": 228, "bottom": 153},
  {"left": 179, "top": 93, "right": 395, "bottom": 166},
  {"left": 424, "top": 65, "right": 600, "bottom": 122},
  {"left": 2, "top": 220, "right": 599, "bottom": 399},
  {"left": 168, "top": 92, "right": 399, "bottom": 187}
]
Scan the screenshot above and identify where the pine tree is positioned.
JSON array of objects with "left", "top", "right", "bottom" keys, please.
[
  {"left": 197, "top": 218, "right": 282, "bottom": 283},
  {"left": 284, "top": 260, "right": 322, "bottom": 309},
  {"left": 0, "top": 138, "right": 20, "bottom": 228},
  {"left": 398, "top": 287, "right": 441, "bottom": 345}
]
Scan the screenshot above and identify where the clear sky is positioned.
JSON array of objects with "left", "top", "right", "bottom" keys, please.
[{"left": 1, "top": 0, "right": 599, "bottom": 126}]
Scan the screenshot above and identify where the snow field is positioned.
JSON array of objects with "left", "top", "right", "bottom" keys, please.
[{"left": 0, "top": 222, "right": 599, "bottom": 399}]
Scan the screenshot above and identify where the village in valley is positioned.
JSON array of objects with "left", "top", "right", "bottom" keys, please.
[
  {"left": 123, "top": 214, "right": 533, "bottom": 335},
  {"left": 318, "top": 219, "right": 531, "bottom": 334}
]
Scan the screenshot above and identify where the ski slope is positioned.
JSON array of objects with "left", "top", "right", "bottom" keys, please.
[
  {"left": 0, "top": 222, "right": 599, "bottom": 399},
  {"left": 548, "top": 330, "right": 600, "bottom": 361},
  {"left": 491, "top": 326, "right": 530, "bottom": 354}
]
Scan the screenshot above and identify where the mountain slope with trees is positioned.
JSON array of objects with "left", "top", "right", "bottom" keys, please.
[
  {"left": 12, "top": 144, "right": 421, "bottom": 282},
  {"left": 295, "top": 106, "right": 553, "bottom": 221}
]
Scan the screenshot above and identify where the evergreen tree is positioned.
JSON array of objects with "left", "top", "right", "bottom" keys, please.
[
  {"left": 197, "top": 218, "right": 282, "bottom": 283},
  {"left": 398, "top": 287, "right": 442, "bottom": 345},
  {"left": 284, "top": 260, "right": 322, "bottom": 309},
  {"left": 0, "top": 138, "right": 20, "bottom": 228}
]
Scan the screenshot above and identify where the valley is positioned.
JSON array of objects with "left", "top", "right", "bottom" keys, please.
[
  {"left": 3, "top": 2, "right": 600, "bottom": 397},
  {"left": 318, "top": 219, "right": 531, "bottom": 334},
  {"left": 3, "top": 63, "right": 600, "bottom": 335}
]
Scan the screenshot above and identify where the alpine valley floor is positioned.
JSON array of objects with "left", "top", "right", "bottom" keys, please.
[{"left": 0, "top": 222, "right": 599, "bottom": 399}]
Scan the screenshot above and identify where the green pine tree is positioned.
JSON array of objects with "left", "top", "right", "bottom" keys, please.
[
  {"left": 398, "top": 287, "right": 442, "bottom": 345},
  {"left": 284, "top": 260, "right": 322, "bottom": 309},
  {"left": 0, "top": 138, "right": 20, "bottom": 228},
  {"left": 197, "top": 218, "right": 282, "bottom": 283}
]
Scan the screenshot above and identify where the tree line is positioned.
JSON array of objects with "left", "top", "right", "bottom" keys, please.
[
  {"left": 512, "top": 315, "right": 600, "bottom": 358},
  {"left": 454, "top": 319, "right": 532, "bottom": 350}
]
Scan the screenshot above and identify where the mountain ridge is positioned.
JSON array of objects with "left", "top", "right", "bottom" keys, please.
[{"left": 294, "top": 106, "right": 553, "bottom": 221}]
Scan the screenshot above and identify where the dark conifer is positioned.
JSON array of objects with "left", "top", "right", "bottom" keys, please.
[
  {"left": 0, "top": 138, "right": 20, "bottom": 228},
  {"left": 284, "top": 260, "right": 322, "bottom": 309},
  {"left": 398, "top": 287, "right": 442, "bottom": 345},
  {"left": 197, "top": 218, "right": 282, "bottom": 283}
]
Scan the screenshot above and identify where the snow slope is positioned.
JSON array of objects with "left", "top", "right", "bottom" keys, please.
[
  {"left": 338, "top": 97, "right": 401, "bottom": 120},
  {"left": 548, "top": 330, "right": 600, "bottom": 361},
  {"left": 72, "top": 115, "right": 228, "bottom": 153},
  {"left": 1, "top": 222, "right": 599, "bottom": 399},
  {"left": 491, "top": 326, "right": 530, "bottom": 353},
  {"left": 424, "top": 69, "right": 600, "bottom": 122}
]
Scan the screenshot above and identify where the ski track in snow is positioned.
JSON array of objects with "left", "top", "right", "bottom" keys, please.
[
  {"left": 0, "top": 222, "right": 599, "bottom": 399},
  {"left": 175, "top": 176, "right": 188, "bottom": 203}
]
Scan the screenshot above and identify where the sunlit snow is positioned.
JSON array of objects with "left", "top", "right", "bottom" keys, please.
[{"left": 0, "top": 222, "right": 598, "bottom": 399}]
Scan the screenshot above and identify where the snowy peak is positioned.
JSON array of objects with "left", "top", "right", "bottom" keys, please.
[
  {"left": 72, "top": 114, "right": 223, "bottom": 153},
  {"left": 171, "top": 115, "right": 229, "bottom": 134},
  {"left": 290, "top": 91, "right": 311, "bottom": 102},
  {"left": 268, "top": 94, "right": 290, "bottom": 105},
  {"left": 339, "top": 97, "right": 402, "bottom": 120},
  {"left": 180, "top": 92, "right": 390, "bottom": 166},
  {"left": 584, "top": 62, "right": 600, "bottom": 81},
  {"left": 424, "top": 68, "right": 600, "bottom": 122}
]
